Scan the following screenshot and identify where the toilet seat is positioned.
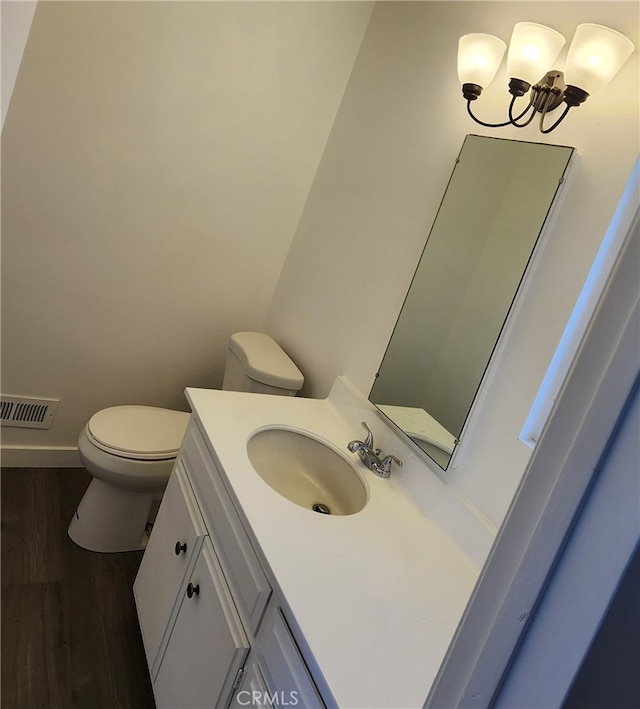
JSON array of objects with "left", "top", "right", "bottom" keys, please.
[{"left": 86, "top": 406, "right": 191, "bottom": 461}]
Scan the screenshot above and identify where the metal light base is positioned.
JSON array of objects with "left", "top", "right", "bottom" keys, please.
[
  {"left": 529, "top": 71, "right": 567, "bottom": 113},
  {"left": 464, "top": 69, "right": 589, "bottom": 133}
]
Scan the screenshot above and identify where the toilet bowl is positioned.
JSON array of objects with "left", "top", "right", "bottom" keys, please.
[
  {"left": 69, "top": 332, "right": 304, "bottom": 553},
  {"left": 69, "top": 406, "right": 191, "bottom": 553}
]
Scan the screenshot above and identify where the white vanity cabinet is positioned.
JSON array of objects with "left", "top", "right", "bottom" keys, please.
[
  {"left": 153, "top": 538, "right": 250, "bottom": 709},
  {"left": 232, "top": 603, "right": 324, "bottom": 708},
  {"left": 134, "top": 463, "right": 207, "bottom": 674},
  {"left": 134, "top": 418, "right": 327, "bottom": 709}
]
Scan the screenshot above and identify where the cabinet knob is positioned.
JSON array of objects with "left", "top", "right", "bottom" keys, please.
[
  {"left": 174, "top": 541, "right": 187, "bottom": 556},
  {"left": 187, "top": 582, "right": 200, "bottom": 599}
]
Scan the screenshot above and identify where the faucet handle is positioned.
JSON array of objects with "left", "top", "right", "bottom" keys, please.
[
  {"left": 360, "top": 422, "right": 374, "bottom": 449},
  {"left": 379, "top": 454, "right": 403, "bottom": 474}
]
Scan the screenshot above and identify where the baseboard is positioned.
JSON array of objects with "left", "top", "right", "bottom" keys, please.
[{"left": 0, "top": 446, "right": 82, "bottom": 468}]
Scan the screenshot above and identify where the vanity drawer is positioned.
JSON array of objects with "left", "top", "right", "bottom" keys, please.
[{"left": 181, "top": 420, "right": 272, "bottom": 635}]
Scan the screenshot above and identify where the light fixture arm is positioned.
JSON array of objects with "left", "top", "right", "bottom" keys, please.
[
  {"left": 508, "top": 94, "right": 539, "bottom": 128},
  {"left": 539, "top": 102, "right": 572, "bottom": 134},
  {"left": 464, "top": 71, "right": 583, "bottom": 134},
  {"left": 538, "top": 78, "right": 589, "bottom": 133},
  {"left": 465, "top": 90, "right": 535, "bottom": 128}
]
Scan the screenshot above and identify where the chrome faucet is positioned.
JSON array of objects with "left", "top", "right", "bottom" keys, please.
[{"left": 347, "top": 422, "right": 402, "bottom": 479}]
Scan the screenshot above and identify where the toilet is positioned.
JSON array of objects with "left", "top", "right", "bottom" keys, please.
[{"left": 68, "top": 332, "right": 304, "bottom": 553}]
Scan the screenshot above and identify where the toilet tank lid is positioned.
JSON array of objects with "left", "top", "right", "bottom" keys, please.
[{"left": 229, "top": 332, "right": 304, "bottom": 390}]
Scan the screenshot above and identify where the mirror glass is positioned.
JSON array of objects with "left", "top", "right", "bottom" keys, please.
[{"left": 369, "top": 135, "right": 574, "bottom": 470}]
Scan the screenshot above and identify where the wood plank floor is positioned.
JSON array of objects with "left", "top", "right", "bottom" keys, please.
[{"left": 1, "top": 467, "right": 155, "bottom": 709}]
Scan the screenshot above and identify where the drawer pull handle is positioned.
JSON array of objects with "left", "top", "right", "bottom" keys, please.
[
  {"left": 174, "top": 541, "right": 187, "bottom": 556},
  {"left": 187, "top": 582, "right": 200, "bottom": 599}
]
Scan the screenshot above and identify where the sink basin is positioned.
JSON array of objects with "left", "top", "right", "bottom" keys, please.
[{"left": 247, "top": 427, "right": 367, "bottom": 516}]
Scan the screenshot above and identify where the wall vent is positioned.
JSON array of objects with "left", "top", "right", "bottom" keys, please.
[{"left": 0, "top": 395, "right": 59, "bottom": 429}]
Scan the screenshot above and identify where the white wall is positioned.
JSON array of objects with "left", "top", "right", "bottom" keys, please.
[
  {"left": 264, "top": 1, "right": 639, "bottom": 527},
  {"left": 0, "top": 1, "right": 373, "bottom": 460}
]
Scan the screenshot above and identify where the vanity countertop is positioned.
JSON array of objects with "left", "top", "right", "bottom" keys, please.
[{"left": 185, "top": 384, "right": 482, "bottom": 709}]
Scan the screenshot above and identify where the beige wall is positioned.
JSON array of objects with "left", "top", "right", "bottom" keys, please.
[
  {"left": 1, "top": 1, "right": 373, "bottom": 458},
  {"left": 263, "top": 1, "right": 639, "bottom": 526},
  {"left": 2, "top": 1, "right": 638, "bottom": 528}
]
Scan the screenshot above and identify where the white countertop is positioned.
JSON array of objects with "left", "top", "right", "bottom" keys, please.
[{"left": 185, "top": 381, "right": 484, "bottom": 709}]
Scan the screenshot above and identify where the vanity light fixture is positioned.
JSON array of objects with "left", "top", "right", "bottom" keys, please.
[{"left": 458, "top": 22, "right": 635, "bottom": 133}]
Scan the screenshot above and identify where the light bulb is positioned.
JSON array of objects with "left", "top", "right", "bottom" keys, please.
[
  {"left": 564, "top": 23, "right": 635, "bottom": 95},
  {"left": 458, "top": 33, "right": 506, "bottom": 91},
  {"left": 507, "top": 22, "right": 566, "bottom": 86}
]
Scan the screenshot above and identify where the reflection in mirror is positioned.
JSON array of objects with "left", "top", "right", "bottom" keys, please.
[{"left": 370, "top": 135, "right": 574, "bottom": 470}]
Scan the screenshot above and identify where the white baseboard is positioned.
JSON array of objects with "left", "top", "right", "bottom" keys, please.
[{"left": 0, "top": 446, "right": 82, "bottom": 468}]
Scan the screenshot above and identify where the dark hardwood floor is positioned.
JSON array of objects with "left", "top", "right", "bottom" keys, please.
[{"left": 1, "top": 467, "right": 155, "bottom": 709}]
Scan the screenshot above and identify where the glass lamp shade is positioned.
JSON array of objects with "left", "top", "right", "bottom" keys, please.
[
  {"left": 564, "top": 24, "right": 635, "bottom": 95},
  {"left": 458, "top": 33, "right": 506, "bottom": 88},
  {"left": 507, "top": 22, "right": 566, "bottom": 85}
]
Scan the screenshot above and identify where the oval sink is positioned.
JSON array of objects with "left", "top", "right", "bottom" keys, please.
[{"left": 247, "top": 427, "right": 367, "bottom": 516}]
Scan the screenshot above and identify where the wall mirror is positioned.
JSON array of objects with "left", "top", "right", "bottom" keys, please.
[{"left": 369, "top": 135, "right": 574, "bottom": 470}]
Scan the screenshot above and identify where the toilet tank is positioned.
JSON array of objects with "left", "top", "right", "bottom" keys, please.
[{"left": 222, "top": 332, "right": 304, "bottom": 396}]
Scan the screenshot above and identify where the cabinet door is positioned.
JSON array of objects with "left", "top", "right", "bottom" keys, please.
[
  {"left": 254, "top": 604, "right": 324, "bottom": 709},
  {"left": 153, "top": 538, "right": 250, "bottom": 709},
  {"left": 133, "top": 462, "right": 206, "bottom": 674},
  {"left": 228, "top": 656, "right": 270, "bottom": 709}
]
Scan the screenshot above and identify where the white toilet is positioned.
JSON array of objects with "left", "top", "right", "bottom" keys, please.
[{"left": 68, "top": 332, "right": 304, "bottom": 553}]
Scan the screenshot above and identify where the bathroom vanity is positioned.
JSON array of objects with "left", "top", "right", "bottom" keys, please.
[{"left": 134, "top": 378, "right": 491, "bottom": 708}]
